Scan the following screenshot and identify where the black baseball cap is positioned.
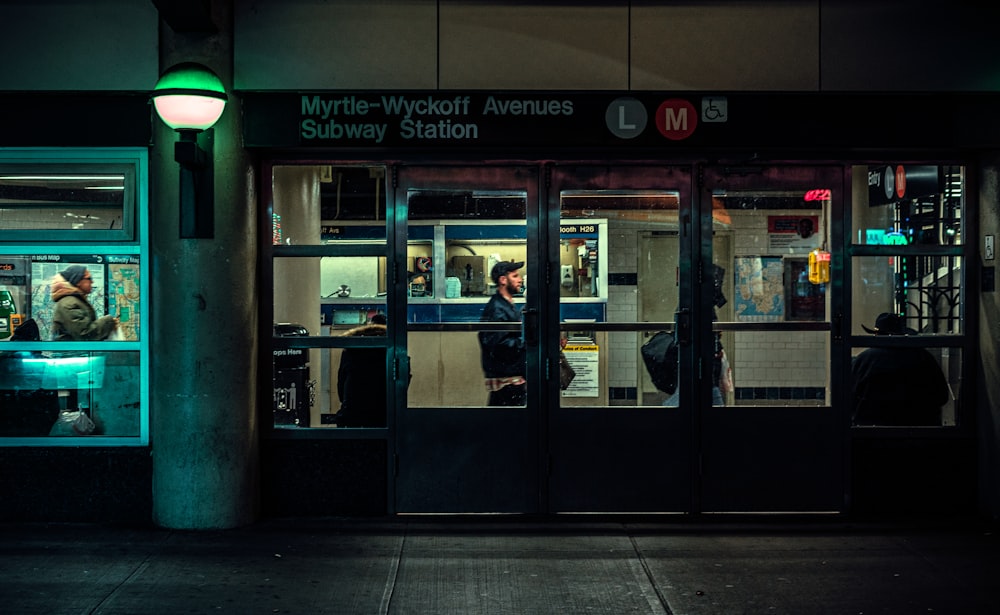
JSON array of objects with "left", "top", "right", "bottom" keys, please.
[
  {"left": 862, "top": 312, "right": 914, "bottom": 335},
  {"left": 490, "top": 260, "right": 524, "bottom": 283}
]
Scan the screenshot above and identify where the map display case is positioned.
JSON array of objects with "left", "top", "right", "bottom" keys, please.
[{"left": 0, "top": 148, "right": 148, "bottom": 445}]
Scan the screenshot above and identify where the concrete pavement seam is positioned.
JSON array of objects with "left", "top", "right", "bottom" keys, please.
[{"left": 629, "top": 531, "right": 674, "bottom": 615}]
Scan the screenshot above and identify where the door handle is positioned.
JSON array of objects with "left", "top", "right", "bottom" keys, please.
[
  {"left": 522, "top": 308, "right": 539, "bottom": 347},
  {"left": 675, "top": 308, "right": 691, "bottom": 346}
]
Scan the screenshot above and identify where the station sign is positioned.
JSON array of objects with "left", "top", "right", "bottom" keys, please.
[
  {"left": 242, "top": 92, "right": 1000, "bottom": 150},
  {"left": 246, "top": 92, "right": 729, "bottom": 148}
]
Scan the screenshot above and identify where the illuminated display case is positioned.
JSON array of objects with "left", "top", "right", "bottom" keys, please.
[{"left": 0, "top": 148, "right": 148, "bottom": 446}]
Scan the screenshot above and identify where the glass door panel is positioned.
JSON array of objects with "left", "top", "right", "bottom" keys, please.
[
  {"left": 270, "top": 164, "right": 389, "bottom": 430},
  {"left": 394, "top": 166, "right": 540, "bottom": 513},
  {"left": 699, "top": 165, "right": 845, "bottom": 513},
  {"left": 548, "top": 165, "right": 694, "bottom": 513},
  {"left": 848, "top": 164, "right": 967, "bottom": 428}
]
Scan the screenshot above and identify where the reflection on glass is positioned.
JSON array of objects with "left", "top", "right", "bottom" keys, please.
[
  {"left": 710, "top": 186, "right": 831, "bottom": 407},
  {"left": 0, "top": 351, "right": 141, "bottom": 437},
  {"left": 852, "top": 165, "right": 963, "bottom": 247},
  {"left": 408, "top": 190, "right": 525, "bottom": 219},
  {"left": 561, "top": 191, "right": 679, "bottom": 218},
  {"left": 0, "top": 172, "right": 126, "bottom": 231},
  {"left": 852, "top": 256, "right": 963, "bottom": 336},
  {"left": 272, "top": 341, "right": 386, "bottom": 430},
  {"left": 272, "top": 165, "right": 387, "bottom": 246}
]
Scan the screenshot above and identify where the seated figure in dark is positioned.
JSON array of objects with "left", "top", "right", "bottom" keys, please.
[
  {"left": 335, "top": 314, "right": 388, "bottom": 428},
  {"left": 851, "top": 312, "right": 949, "bottom": 426}
]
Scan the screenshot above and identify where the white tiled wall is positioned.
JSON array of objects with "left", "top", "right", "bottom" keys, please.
[
  {"left": 729, "top": 210, "right": 828, "bottom": 390},
  {"left": 734, "top": 331, "right": 827, "bottom": 389},
  {"left": 608, "top": 230, "right": 638, "bottom": 388},
  {"left": 601, "top": 213, "right": 828, "bottom": 394}
]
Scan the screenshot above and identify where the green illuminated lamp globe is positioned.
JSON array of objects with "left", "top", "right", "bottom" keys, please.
[{"left": 152, "top": 62, "right": 228, "bottom": 131}]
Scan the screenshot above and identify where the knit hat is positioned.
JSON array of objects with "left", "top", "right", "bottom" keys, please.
[{"left": 60, "top": 265, "right": 88, "bottom": 286}]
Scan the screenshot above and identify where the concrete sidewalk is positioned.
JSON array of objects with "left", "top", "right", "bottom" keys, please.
[{"left": 2, "top": 517, "right": 998, "bottom": 614}]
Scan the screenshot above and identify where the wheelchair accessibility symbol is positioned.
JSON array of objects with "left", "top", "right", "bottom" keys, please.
[{"left": 702, "top": 97, "right": 727, "bottom": 123}]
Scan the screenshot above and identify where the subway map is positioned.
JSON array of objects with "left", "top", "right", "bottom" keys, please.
[
  {"left": 30, "top": 259, "right": 139, "bottom": 341},
  {"left": 734, "top": 256, "right": 784, "bottom": 321}
]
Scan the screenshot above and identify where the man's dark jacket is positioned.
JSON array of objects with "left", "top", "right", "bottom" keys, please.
[
  {"left": 478, "top": 293, "right": 524, "bottom": 379},
  {"left": 336, "top": 323, "right": 388, "bottom": 427}
]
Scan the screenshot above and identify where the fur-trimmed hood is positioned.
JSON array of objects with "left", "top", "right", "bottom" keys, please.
[
  {"left": 341, "top": 323, "right": 387, "bottom": 337},
  {"left": 50, "top": 273, "right": 85, "bottom": 303}
]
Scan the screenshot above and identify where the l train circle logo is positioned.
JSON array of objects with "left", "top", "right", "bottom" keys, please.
[{"left": 605, "top": 97, "right": 700, "bottom": 141}]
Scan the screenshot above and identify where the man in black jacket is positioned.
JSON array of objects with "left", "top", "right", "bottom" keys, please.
[{"left": 478, "top": 260, "right": 526, "bottom": 406}]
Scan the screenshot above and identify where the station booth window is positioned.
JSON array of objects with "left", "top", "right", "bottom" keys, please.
[{"left": 0, "top": 149, "right": 149, "bottom": 445}]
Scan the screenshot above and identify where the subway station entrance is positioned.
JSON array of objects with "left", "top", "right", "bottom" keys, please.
[
  {"left": 265, "top": 159, "right": 973, "bottom": 516},
  {"left": 392, "top": 163, "right": 846, "bottom": 514}
]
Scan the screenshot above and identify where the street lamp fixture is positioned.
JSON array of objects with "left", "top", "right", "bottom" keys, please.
[{"left": 152, "top": 62, "right": 228, "bottom": 238}]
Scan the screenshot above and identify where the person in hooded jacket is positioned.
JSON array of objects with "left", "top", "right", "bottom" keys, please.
[
  {"left": 50, "top": 265, "right": 119, "bottom": 341},
  {"left": 335, "top": 313, "right": 389, "bottom": 427}
]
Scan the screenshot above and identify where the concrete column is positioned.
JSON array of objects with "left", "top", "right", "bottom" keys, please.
[{"left": 151, "top": 1, "right": 259, "bottom": 529}]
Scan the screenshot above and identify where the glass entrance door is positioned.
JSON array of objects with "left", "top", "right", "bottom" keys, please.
[
  {"left": 391, "top": 163, "right": 848, "bottom": 514},
  {"left": 697, "top": 165, "right": 845, "bottom": 513},
  {"left": 264, "top": 160, "right": 969, "bottom": 516},
  {"left": 394, "top": 165, "right": 541, "bottom": 513},
  {"left": 547, "top": 165, "right": 695, "bottom": 512}
]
